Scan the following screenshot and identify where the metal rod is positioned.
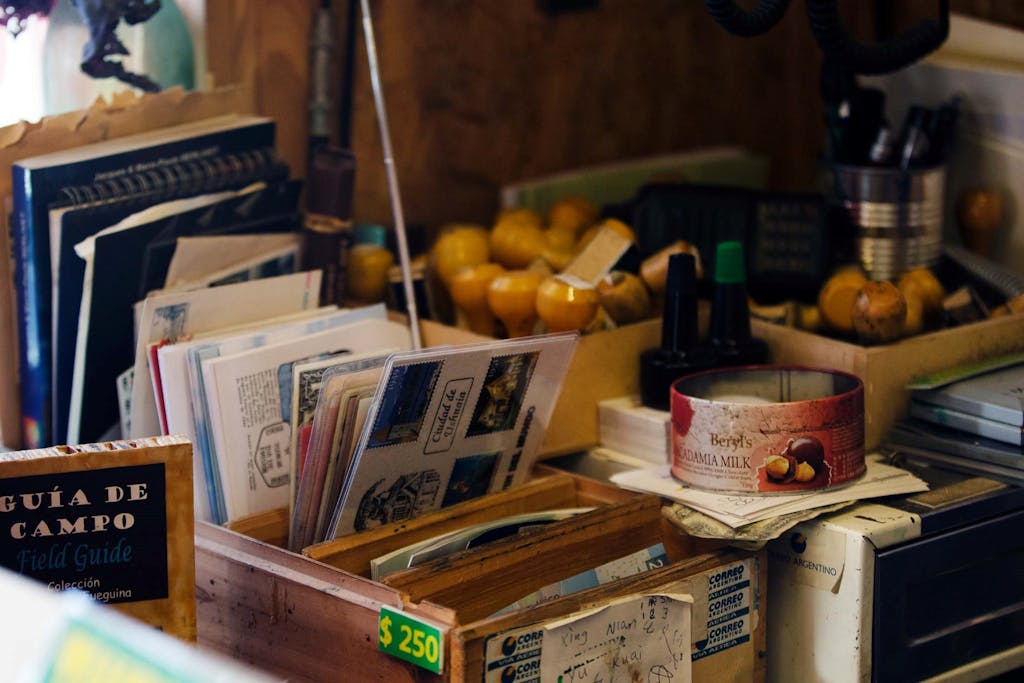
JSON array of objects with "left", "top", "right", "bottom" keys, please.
[{"left": 359, "top": 0, "right": 422, "bottom": 349}]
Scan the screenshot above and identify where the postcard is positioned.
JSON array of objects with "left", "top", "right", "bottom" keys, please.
[
  {"left": 314, "top": 385, "right": 376, "bottom": 542},
  {"left": 290, "top": 366, "right": 383, "bottom": 550},
  {"left": 327, "top": 332, "right": 579, "bottom": 538},
  {"left": 156, "top": 305, "right": 380, "bottom": 523},
  {"left": 202, "top": 318, "right": 411, "bottom": 521},
  {"left": 122, "top": 271, "right": 322, "bottom": 443},
  {"left": 288, "top": 347, "right": 397, "bottom": 489},
  {"left": 370, "top": 508, "right": 592, "bottom": 581}
]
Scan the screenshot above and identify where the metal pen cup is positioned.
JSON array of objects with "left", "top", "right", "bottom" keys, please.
[{"left": 826, "top": 164, "right": 946, "bottom": 281}]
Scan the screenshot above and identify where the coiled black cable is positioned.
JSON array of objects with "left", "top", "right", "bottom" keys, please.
[
  {"left": 705, "top": 0, "right": 949, "bottom": 76},
  {"left": 806, "top": 0, "right": 949, "bottom": 75}
]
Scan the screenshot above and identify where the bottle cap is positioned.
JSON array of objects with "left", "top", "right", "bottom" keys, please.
[
  {"left": 714, "top": 241, "right": 746, "bottom": 284},
  {"left": 354, "top": 224, "right": 387, "bottom": 247}
]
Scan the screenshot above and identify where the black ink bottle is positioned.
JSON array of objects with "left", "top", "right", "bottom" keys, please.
[{"left": 639, "top": 252, "right": 715, "bottom": 411}]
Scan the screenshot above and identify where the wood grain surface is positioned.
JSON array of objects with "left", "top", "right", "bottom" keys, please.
[
  {"left": 205, "top": 1, "right": 871, "bottom": 237},
  {"left": 205, "top": 2, "right": 1019, "bottom": 243}
]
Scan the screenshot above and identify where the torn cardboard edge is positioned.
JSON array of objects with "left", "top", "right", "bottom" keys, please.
[{"left": 0, "top": 83, "right": 258, "bottom": 450}]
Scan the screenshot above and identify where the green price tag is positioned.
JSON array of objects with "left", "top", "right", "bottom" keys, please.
[{"left": 378, "top": 605, "right": 445, "bottom": 674}]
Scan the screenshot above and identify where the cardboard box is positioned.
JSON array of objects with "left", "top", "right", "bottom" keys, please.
[
  {"left": 539, "top": 318, "right": 663, "bottom": 457},
  {"left": 751, "top": 313, "right": 1024, "bottom": 449},
  {"left": 508, "top": 310, "right": 1024, "bottom": 457},
  {"left": 412, "top": 316, "right": 665, "bottom": 459},
  {"left": 196, "top": 469, "right": 766, "bottom": 682}
]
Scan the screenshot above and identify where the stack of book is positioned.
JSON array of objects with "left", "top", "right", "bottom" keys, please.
[
  {"left": 885, "top": 354, "right": 1024, "bottom": 485},
  {"left": 7, "top": 113, "right": 298, "bottom": 452}
]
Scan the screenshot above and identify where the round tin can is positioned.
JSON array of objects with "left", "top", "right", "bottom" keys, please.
[{"left": 670, "top": 366, "right": 865, "bottom": 493}]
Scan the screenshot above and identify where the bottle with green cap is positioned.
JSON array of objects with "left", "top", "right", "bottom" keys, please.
[{"left": 709, "top": 240, "right": 769, "bottom": 367}]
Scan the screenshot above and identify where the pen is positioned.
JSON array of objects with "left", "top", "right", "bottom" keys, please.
[
  {"left": 850, "top": 86, "right": 886, "bottom": 164},
  {"left": 868, "top": 124, "right": 894, "bottom": 166},
  {"left": 897, "top": 106, "right": 933, "bottom": 170}
]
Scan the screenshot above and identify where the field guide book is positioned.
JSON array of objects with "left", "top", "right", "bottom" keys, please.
[
  {"left": 327, "top": 332, "right": 579, "bottom": 538},
  {"left": 0, "top": 435, "right": 195, "bottom": 641}
]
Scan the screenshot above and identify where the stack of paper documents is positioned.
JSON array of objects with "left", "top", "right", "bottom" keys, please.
[
  {"left": 611, "top": 459, "right": 929, "bottom": 529},
  {"left": 597, "top": 396, "right": 671, "bottom": 466}
]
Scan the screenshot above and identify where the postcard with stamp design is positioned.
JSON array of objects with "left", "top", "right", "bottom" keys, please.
[{"left": 329, "top": 333, "right": 578, "bottom": 538}]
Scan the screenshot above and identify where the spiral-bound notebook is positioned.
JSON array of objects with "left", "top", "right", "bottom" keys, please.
[
  {"left": 10, "top": 114, "right": 279, "bottom": 448},
  {"left": 49, "top": 151, "right": 292, "bottom": 444},
  {"left": 61, "top": 178, "right": 301, "bottom": 445}
]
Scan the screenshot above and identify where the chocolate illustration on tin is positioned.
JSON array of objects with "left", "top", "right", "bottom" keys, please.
[
  {"left": 368, "top": 360, "right": 443, "bottom": 448},
  {"left": 467, "top": 352, "right": 539, "bottom": 437},
  {"left": 354, "top": 469, "right": 442, "bottom": 531},
  {"left": 759, "top": 434, "right": 831, "bottom": 491},
  {"left": 441, "top": 452, "right": 500, "bottom": 507}
]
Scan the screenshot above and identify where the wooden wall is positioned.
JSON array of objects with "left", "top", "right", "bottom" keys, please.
[{"left": 204, "top": 1, "right": 1017, "bottom": 239}]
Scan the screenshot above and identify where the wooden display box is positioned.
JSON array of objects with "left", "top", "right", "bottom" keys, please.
[
  {"left": 539, "top": 317, "right": 663, "bottom": 457},
  {"left": 751, "top": 313, "right": 1024, "bottom": 449},
  {"left": 500, "top": 310, "right": 1024, "bottom": 457},
  {"left": 195, "top": 469, "right": 766, "bottom": 682}
]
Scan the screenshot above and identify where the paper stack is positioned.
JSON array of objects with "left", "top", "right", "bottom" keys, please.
[
  {"left": 597, "top": 396, "right": 671, "bottom": 466},
  {"left": 611, "top": 458, "right": 929, "bottom": 529},
  {"left": 909, "top": 357, "right": 1024, "bottom": 447},
  {"left": 888, "top": 353, "right": 1024, "bottom": 485}
]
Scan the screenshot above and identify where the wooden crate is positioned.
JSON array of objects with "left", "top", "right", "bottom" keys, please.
[
  {"left": 507, "top": 310, "right": 1024, "bottom": 457},
  {"left": 300, "top": 466, "right": 634, "bottom": 575},
  {"left": 196, "top": 470, "right": 766, "bottom": 682},
  {"left": 752, "top": 313, "right": 1024, "bottom": 449}
]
